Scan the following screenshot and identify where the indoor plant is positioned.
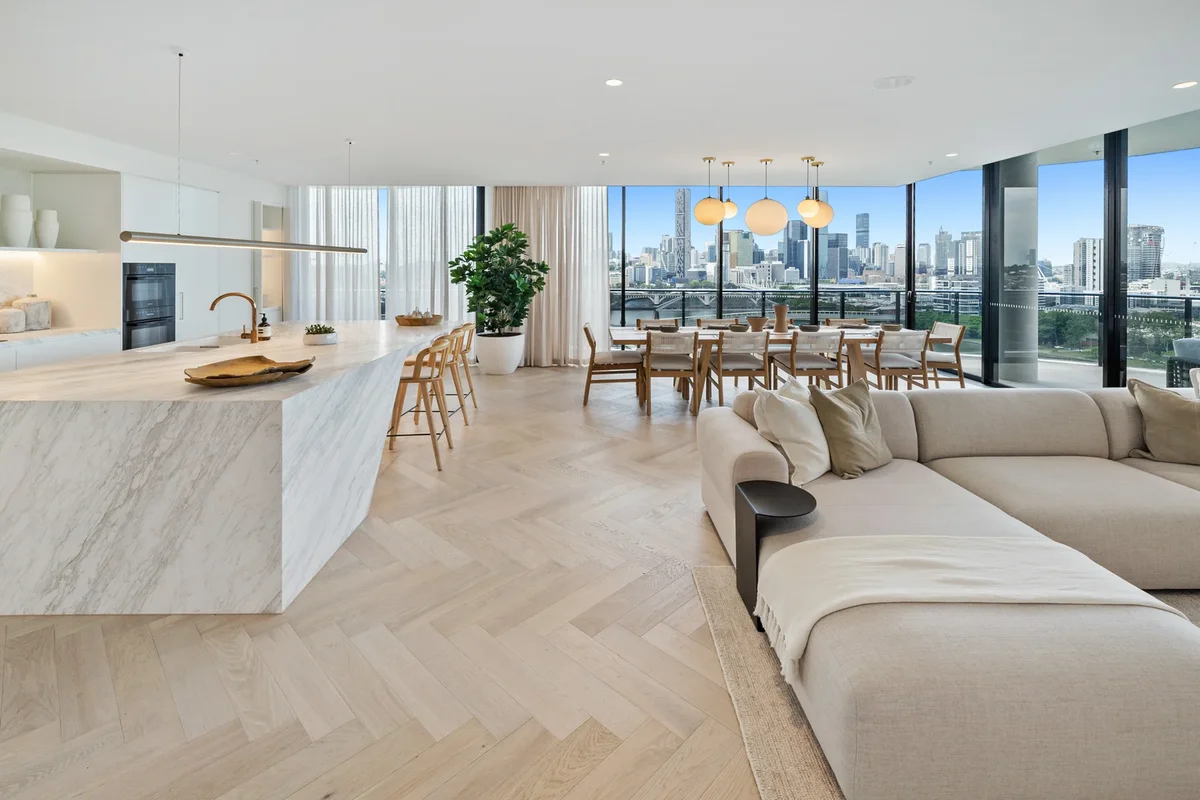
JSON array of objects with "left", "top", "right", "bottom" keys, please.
[
  {"left": 303, "top": 323, "right": 338, "bottom": 346},
  {"left": 449, "top": 223, "right": 550, "bottom": 375}
]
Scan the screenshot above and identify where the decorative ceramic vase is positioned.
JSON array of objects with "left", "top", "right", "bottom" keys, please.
[
  {"left": 773, "top": 303, "right": 790, "bottom": 333},
  {"left": 34, "top": 210, "right": 59, "bottom": 249},
  {"left": 747, "top": 316, "right": 768, "bottom": 332},
  {"left": 0, "top": 195, "right": 34, "bottom": 248},
  {"left": 303, "top": 332, "right": 338, "bottom": 346}
]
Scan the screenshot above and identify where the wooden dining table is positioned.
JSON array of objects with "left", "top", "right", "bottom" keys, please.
[{"left": 609, "top": 326, "right": 953, "bottom": 413}]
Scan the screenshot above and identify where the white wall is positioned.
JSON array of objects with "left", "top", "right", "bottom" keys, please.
[
  {"left": 0, "top": 111, "right": 287, "bottom": 340},
  {"left": 0, "top": 165, "right": 35, "bottom": 304},
  {"left": 0, "top": 165, "right": 31, "bottom": 197}
]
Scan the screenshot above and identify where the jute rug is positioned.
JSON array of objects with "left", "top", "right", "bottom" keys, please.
[{"left": 692, "top": 565, "right": 1200, "bottom": 800}]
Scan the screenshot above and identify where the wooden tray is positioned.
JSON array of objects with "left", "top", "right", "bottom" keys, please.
[
  {"left": 184, "top": 355, "right": 315, "bottom": 387},
  {"left": 395, "top": 314, "right": 443, "bottom": 327}
]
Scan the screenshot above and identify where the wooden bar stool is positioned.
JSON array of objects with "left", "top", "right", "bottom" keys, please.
[
  {"left": 458, "top": 322, "right": 479, "bottom": 409},
  {"left": 443, "top": 325, "right": 471, "bottom": 426},
  {"left": 389, "top": 336, "right": 454, "bottom": 471}
]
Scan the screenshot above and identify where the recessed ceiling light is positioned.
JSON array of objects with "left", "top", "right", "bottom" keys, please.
[
  {"left": 229, "top": 151, "right": 241, "bottom": 156},
  {"left": 872, "top": 75, "right": 914, "bottom": 90},
  {"left": 605, "top": 78, "right": 623, "bottom": 87},
  {"left": 598, "top": 153, "right": 610, "bottom": 157},
  {"left": 945, "top": 153, "right": 958, "bottom": 157},
  {"left": 1173, "top": 80, "right": 1197, "bottom": 89}
]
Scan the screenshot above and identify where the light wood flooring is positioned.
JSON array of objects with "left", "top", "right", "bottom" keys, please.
[{"left": 0, "top": 368, "right": 758, "bottom": 800}]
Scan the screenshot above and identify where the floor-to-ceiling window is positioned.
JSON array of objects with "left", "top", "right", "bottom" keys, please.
[
  {"left": 1127, "top": 112, "right": 1200, "bottom": 388},
  {"left": 818, "top": 185, "right": 907, "bottom": 324},
  {"left": 914, "top": 169, "right": 984, "bottom": 375}
]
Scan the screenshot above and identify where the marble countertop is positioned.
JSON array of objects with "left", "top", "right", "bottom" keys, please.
[
  {"left": 0, "top": 326, "right": 121, "bottom": 349},
  {"left": 0, "top": 321, "right": 455, "bottom": 402}
]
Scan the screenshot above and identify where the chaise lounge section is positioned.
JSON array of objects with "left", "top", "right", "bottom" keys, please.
[{"left": 696, "top": 387, "right": 1200, "bottom": 800}]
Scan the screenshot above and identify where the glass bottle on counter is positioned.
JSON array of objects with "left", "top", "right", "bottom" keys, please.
[{"left": 258, "top": 313, "right": 272, "bottom": 341}]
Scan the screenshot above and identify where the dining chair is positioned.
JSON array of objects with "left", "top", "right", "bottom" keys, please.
[
  {"left": 926, "top": 321, "right": 967, "bottom": 388},
  {"left": 704, "top": 331, "right": 769, "bottom": 406},
  {"left": 389, "top": 336, "right": 454, "bottom": 471},
  {"left": 865, "top": 330, "right": 930, "bottom": 390},
  {"left": 582, "top": 322, "right": 644, "bottom": 406},
  {"left": 643, "top": 331, "right": 700, "bottom": 416},
  {"left": 827, "top": 318, "right": 870, "bottom": 374},
  {"left": 772, "top": 330, "right": 844, "bottom": 389},
  {"left": 696, "top": 318, "right": 742, "bottom": 329},
  {"left": 637, "top": 318, "right": 681, "bottom": 330}
]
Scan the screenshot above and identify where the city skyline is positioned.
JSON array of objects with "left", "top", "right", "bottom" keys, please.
[{"left": 605, "top": 146, "right": 1200, "bottom": 268}]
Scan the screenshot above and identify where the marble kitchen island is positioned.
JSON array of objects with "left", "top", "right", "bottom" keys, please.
[{"left": 0, "top": 320, "right": 454, "bottom": 614}]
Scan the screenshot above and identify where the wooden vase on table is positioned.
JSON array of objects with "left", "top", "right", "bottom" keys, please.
[
  {"left": 747, "top": 317, "right": 768, "bottom": 332},
  {"left": 773, "top": 303, "right": 790, "bottom": 332}
]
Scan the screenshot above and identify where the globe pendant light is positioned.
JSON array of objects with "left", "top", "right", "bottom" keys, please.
[
  {"left": 797, "top": 156, "right": 820, "bottom": 219},
  {"left": 804, "top": 160, "right": 835, "bottom": 229},
  {"left": 693, "top": 157, "right": 725, "bottom": 225},
  {"left": 722, "top": 161, "right": 738, "bottom": 219},
  {"left": 744, "top": 158, "right": 788, "bottom": 236}
]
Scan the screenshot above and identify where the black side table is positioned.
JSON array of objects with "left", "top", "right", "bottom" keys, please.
[{"left": 735, "top": 481, "right": 817, "bottom": 627}]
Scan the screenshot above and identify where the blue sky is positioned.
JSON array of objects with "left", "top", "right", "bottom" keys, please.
[{"left": 607, "top": 147, "right": 1200, "bottom": 266}]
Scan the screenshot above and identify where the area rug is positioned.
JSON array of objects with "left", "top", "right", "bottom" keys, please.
[{"left": 692, "top": 565, "right": 1200, "bottom": 800}]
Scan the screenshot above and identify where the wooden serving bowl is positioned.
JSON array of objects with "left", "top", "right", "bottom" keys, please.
[{"left": 395, "top": 314, "right": 443, "bottom": 327}]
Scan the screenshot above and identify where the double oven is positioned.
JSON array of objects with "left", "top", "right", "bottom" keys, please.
[{"left": 123, "top": 263, "right": 176, "bottom": 350}]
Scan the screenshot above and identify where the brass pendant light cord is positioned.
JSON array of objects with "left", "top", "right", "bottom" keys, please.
[{"left": 177, "top": 52, "right": 182, "bottom": 235}]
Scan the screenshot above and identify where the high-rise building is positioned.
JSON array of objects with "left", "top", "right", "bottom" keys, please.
[
  {"left": 671, "top": 188, "right": 691, "bottom": 279},
  {"left": 822, "top": 232, "right": 850, "bottom": 281},
  {"left": 916, "top": 243, "right": 931, "bottom": 271},
  {"left": 1072, "top": 237, "right": 1103, "bottom": 290},
  {"left": 856, "top": 213, "right": 870, "bottom": 250},
  {"left": 780, "top": 219, "right": 809, "bottom": 276},
  {"left": 752, "top": 244, "right": 764, "bottom": 264},
  {"left": 957, "top": 231, "right": 982, "bottom": 275},
  {"left": 706, "top": 241, "right": 717, "bottom": 263},
  {"left": 725, "top": 229, "right": 754, "bottom": 267},
  {"left": 934, "top": 227, "right": 952, "bottom": 276},
  {"left": 892, "top": 244, "right": 907, "bottom": 277},
  {"left": 1128, "top": 224, "right": 1164, "bottom": 281},
  {"left": 871, "top": 242, "right": 890, "bottom": 272}
]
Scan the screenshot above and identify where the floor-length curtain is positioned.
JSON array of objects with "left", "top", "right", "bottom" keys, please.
[
  {"left": 386, "top": 186, "right": 476, "bottom": 321},
  {"left": 286, "top": 186, "right": 380, "bottom": 322},
  {"left": 492, "top": 187, "right": 608, "bottom": 366}
]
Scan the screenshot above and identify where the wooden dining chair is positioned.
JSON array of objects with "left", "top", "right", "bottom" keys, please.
[
  {"left": 772, "top": 330, "right": 844, "bottom": 389},
  {"left": 704, "top": 331, "right": 769, "bottom": 406},
  {"left": 643, "top": 331, "right": 700, "bottom": 416},
  {"left": 696, "top": 318, "right": 742, "bottom": 329},
  {"left": 637, "top": 318, "right": 681, "bottom": 330},
  {"left": 389, "top": 336, "right": 454, "bottom": 471},
  {"left": 865, "top": 330, "right": 929, "bottom": 390},
  {"left": 582, "top": 322, "right": 644, "bottom": 406},
  {"left": 926, "top": 321, "right": 967, "bottom": 388}
]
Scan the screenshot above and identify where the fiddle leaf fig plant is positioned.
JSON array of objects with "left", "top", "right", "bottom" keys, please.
[{"left": 449, "top": 224, "right": 550, "bottom": 336}]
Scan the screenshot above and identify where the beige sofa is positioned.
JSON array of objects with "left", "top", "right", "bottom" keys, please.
[{"left": 696, "top": 388, "right": 1200, "bottom": 800}]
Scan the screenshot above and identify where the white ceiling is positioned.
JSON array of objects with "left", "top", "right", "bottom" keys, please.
[{"left": 2, "top": 0, "right": 1199, "bottom": 187}]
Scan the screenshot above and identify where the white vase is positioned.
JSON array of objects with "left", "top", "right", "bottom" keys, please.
[
  {"left": 303, "top": 332, "right": 338, "bottom": 346},
  {"left": 0, "top": 195, "right": 33, "bottom": 248},
  {"left": 474, "top": 332, "right": 525, "bottom": 375},
  {"left": 34, "top": 210, "right": 59, "bottom": 249}
]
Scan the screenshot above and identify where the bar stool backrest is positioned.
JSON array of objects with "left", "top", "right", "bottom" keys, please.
[{"left": 409, "top": 336, "right": 452, "bottom": 381}]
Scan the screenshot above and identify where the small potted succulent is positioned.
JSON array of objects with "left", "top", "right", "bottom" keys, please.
[{"left": 303, "top": 323, "right": 338, "bottom": 346}]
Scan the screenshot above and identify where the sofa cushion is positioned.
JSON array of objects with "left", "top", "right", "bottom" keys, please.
[
  {"left": 1121, "top": 458, "right": 1200, "bottom": 492},
  {"left": 870, "top": 391, "right": 918, "bottom": 462},
  {"left": 1127, "top": 379, "right": 1200, "bottom": 466},
  {"left": 810, "top": 381, "right": 892, "bottom": 478},
  {"left": 908, "top": 389, "right": 1109, "bottom": 462},
  {"left": 754, "top": 386, "right": 831, "bottom": 485},
  {"left": 1086, "top": 388, "right": 1145, "bottom": 459},
  {"left": 927, "top": 456, "right": 1200, "bottom": 589}
]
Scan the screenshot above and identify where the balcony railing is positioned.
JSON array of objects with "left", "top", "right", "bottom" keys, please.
[{"left": 610, "top": 287, "right": 1195, "bottom": 372}]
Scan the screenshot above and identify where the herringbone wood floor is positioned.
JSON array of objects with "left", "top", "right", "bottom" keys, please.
[{"left": 0, "top": 368, "right": 758, "bottom": 800}]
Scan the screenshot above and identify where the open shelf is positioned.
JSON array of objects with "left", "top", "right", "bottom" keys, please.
[{"left": 0, "top": 246, "right": 99, "bottom": 254}]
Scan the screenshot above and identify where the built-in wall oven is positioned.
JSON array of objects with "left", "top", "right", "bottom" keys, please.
[{"left": 123, "top": 263, "right": 176, "bottom": 350}]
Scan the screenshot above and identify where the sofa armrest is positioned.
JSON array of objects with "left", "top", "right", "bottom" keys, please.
[{"left": 696, "top": 407, "right": 789, "bottom": 563}]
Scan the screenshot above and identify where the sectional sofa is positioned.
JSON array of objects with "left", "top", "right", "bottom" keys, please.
[{"left": 697, "top": 387, "right": 1200, "bottom": 800}]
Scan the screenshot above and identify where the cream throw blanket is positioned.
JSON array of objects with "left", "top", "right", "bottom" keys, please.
[{"left": 755, "top": 535, "right": 1186, "bottom": 683}]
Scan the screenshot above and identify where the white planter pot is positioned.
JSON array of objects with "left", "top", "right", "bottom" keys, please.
[
  {"left": 474, "top": 332, "right": 524, "bottom": 375},
  {"left": 34, "top": 210, "right": 59, "bottom": 249},
  {"left": 0, "top": 195, "right": 33, "bottom": 248},
  {"left": 303, "top": 332, "right": 338, "bottom": 346}
]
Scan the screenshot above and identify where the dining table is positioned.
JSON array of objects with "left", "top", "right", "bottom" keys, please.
[{"left": 609, "top": 325, "right": 954, "bottom": 413}]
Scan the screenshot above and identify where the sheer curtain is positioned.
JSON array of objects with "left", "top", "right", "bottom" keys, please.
[
  {"left": 492, "top": 186, "right": 609, "bottom": 367},
  {"left": 386, "top": 186, "right": 476, "bottom": 320},
  {"left": 286, "top": 186, "right": 381, "bottom": 322}
]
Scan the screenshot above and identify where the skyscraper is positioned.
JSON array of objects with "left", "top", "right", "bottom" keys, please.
[
  {"left": 871, "top": 242, "right": 890, "bottom": 271},
  {"left": 916, "top": 243, "right": 931, "bottom": 271},
  {"left": 1127, "top": 225, "right": 1164, "bottom": 281},
  {"left": 725, "top": 229, "right": 754, "bottom": 267},
  {"left": 822, "top": 232, "right": 849, "bottom": 281},
  {"left": 781, "top": 219, "right": 808, "bottom": 275},
  {"left": 934, "top": 227, "right": 952, "bottom": 276},
  {"left": 1072, "top": 237, "right": 1103, "bottom": 290},
  {"left": 958, "top": 231, "right": 982, "bottom": 275},
  {"left": 892, "top": 244, "right": 907, "bottom": 277},
  {"left": 672, "top": 188, "right": 691, "bottom": 279},
  {"left": 856, "top": 213, "right": 870, "bottom": 250}
]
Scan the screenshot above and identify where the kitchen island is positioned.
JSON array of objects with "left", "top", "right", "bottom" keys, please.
[{"left": 0, "top": 320, "right": 454, "bottom": 614}]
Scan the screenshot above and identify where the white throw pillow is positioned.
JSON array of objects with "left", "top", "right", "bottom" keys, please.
[
  {"left": 752, "top": 381, "right": 831, "bottom": 485},
  {"left": 1191, "top": 368, "right": 1199, "bottom": 400}
]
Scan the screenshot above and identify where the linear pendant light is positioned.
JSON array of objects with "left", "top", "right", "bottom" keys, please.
[{"left": 119, "top": 52, "right": 367, "bottom": 255}]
